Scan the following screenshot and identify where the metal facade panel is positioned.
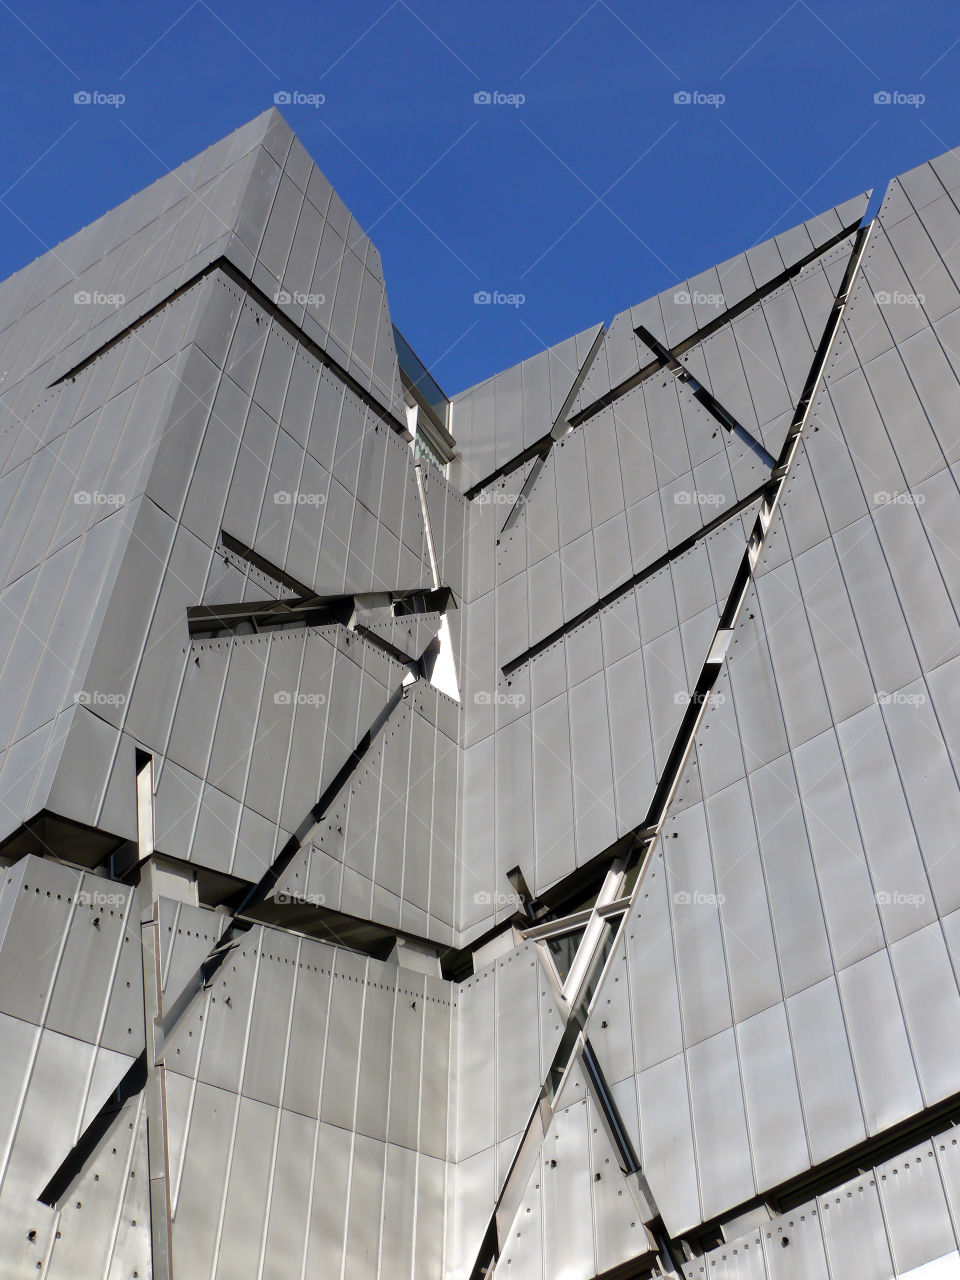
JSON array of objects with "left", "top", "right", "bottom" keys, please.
[
  {"left": 787, "top": 976, "right": 866, "bottom": 1165},
  {"left": 637, "top": 1052, "right": 701, "bottom": 1235},
  {"left": 737, "top": 1002, "right": 809, "bottom": 1192}
]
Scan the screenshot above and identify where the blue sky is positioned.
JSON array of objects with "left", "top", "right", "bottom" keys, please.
[{"left": 0, "top": 0, "right": 958, "bottom": 393}]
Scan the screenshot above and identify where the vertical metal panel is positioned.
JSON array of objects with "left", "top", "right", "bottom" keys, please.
[
  {"left": 494, "top": 948, "right": 541, "bottom": 1143},
  {"left": 737, "top": 1003, "right": 809, "bottom": 1191},
  {"left": 839, "top": 948, "right": 924, "bottom": 1135},
  {"left": 687, "top": 1027, "right": 755, "bottom": 1220},
  {"left": 749, "top": 754, "right": 833, "bottom": 997},
  {"left": 792, "top": 728, "right": 885, "bottom": 970},
  {"left": 818, "top": 1177, "right": 894, "bottom": 1280},
  {"left": 171, "top": 1080, "right": 239, "bottom": 1279},
  {"left": 707, "top": 780, "right": 782, "bottom": 1023},
  {"left": 836, "top": 703, "right": 936, "bottom": 943},
  {"left": 878, "top": 1143, "right": 958, "bottom": 1275},
  {"left": 302, "top": 1120, "right": 351, "bottom": 1278},
  {"left": 568, "top": 670, "right": 618, "bottom": 859},
  {"left": 388, "top": 973, "right": 425, "bottom": 1152},
  {"left": 787, "top": 976, "right": 866, "bottom": 1165},
  {"left": 666, "top": 803, "right": 732, "bottom": 1047},
  {"left": 637, "top": 1051, "right": 701, "bottom": 1235},
  {"left": 626, "top": 848, "right": 684, "bottom": 1070},
  {"left": 541, "top": 1089, "right": 596, "bottom": 1280},
  {"left": 890, "top": 922, "right": 960, "bottom": 1106}
]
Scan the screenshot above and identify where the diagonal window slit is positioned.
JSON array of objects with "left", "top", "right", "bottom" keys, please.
[{"left": 635, "top": 324, "right": 776, "bottom": 470}]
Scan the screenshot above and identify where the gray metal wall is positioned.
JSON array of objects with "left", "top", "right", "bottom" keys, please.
[{"left": 1, "top": 108, "right": 960, "bottom": 1280}]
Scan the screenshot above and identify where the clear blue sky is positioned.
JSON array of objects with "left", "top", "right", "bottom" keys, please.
[{"left": 0, "top": 0, "right": 957, "bottom": 394}]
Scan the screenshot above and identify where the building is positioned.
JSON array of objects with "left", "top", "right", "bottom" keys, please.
[{"left": 0, "top": 107, "right": 959, "bottom": 1279}]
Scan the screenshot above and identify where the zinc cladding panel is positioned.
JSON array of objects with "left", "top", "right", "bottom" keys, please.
[
  {"left": 788, "top": 976, "right": 867, "bottom": 1166},
  {"left": 749, "top": 753, "right": 834, "bottom": 998},
  {"left": 494, "top": 948, "right": 542, "bottom": 1145},
  {"left": 706, "top": 779, "right": 782, "bottom": 1024},
  {"left": 215, "top": 1094, "right": 278, "bottom": 1279},
  {"left": 883, "top": 670, "right": 960, "bottom": 918},
  {"left": 355, "top": 969, "right": 396, "bottom": 1144},
  {"left": 540, "top": 1093, "right": 597, "bottom": 1280},
  {"left": 838, "top": 948, "right": 924, "bottom": 1135},
  {"left": 818, "top": 1178, "right": 895, "bottom": 1280},
  {"left": 282, "top": 946, "right": 333, "bottom": 1120},
  {"left": 260, "top": 1107, "right": 316, "bottom": 1280},
  {"left": 626, "top": 848, "right": 684, "bottom": 1073},
  {"left": 737, "top": 1002, "right": 809, "bottom": 1192},
  {"left": 836, "top": 702, "right": 937, "bottom": 942},
  {"left": 454, "top": 968, "right": 496, "bottom": 1163},
  {"left": 687, "top": 1027, "right": 756, "bottom": 1221},
  {"left": 664, "top": 804, "right": 732, "bottom": 1048},
  {"left": 877, "top": 1143, "right": 958, "bottom": 1277},
  {"left": 890, "top": 921, "right": 960, "bottom": 1107},
  {"left": 637, "top": 1051, "right": 701, "bottom": 1235},
  {"left": 318, "top": 949, "right": 367, "bottom": 1132},
  {"left": 0, "top": 857, "right": 79, "bottom": 1026},
  {"left": 386, "top": 973, "right": 426, "bottom": 1152},
  {"left": 302, "top": 1121, "right": 352, "bottom": 1278},
  {"left": 240, "top": 930, "right": 300, "bottom": 1108}
]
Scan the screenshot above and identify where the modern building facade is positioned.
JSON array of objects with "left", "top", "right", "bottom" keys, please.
[{"left": 0, "top": 108, "right": 960, "bottom": 1279}]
